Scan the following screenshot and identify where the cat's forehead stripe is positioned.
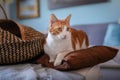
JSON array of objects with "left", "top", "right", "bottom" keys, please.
[
  {"left": 63, "top": 26, "right": 67, "bottom": 31},
  {"left": 64, "top": 25, "right": 67, "bottom": 28}
]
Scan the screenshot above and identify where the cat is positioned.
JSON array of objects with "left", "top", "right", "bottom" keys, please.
[{"left": 44, "top": 14, "right": 89, "bottom": 66}]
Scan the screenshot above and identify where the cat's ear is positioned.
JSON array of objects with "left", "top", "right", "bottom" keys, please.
[
  {"left": 50, "top": 14, "right": 58, "bottom": 24},
  {"left": 65, "top": 14, "right": 71, "bottom": 23}
]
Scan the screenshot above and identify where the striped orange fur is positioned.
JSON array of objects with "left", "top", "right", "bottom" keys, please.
[{"left": 71, "top": 28, "right": 89, "bottom": 50}]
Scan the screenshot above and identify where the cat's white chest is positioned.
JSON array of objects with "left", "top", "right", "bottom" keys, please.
[{"left": 44, "top": 33, "right": 73, "bottom": 55}]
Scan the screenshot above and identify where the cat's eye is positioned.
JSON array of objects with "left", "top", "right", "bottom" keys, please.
[
  {"left": 67, "top": 27, "right": 70, "bottom": 31},
  {"left": 57, "top": 27, "right": 62, "bottom": 31}
]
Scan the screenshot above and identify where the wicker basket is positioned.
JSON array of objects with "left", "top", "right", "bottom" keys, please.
[{"left": 0, "top": 5, "right": 45, "bottom": 65}]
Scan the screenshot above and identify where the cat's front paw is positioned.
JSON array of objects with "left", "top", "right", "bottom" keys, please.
[
  {"left": 54, "top": 59, "right": 62, "bottom": 66},
  {"left": 49, "top": 59, "right": 55, "bottom": 63}
]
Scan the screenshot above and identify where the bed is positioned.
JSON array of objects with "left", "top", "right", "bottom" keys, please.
[{"left": 0, "top": 22, "right": 120, "bottom": 80}]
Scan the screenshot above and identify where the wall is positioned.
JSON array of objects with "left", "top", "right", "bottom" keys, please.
[
  {"left": 10, "top": 0, "right": 120, "bottom": 31},
  {"left": 0, "top": 4, "right": 10, "bottom": 19}
]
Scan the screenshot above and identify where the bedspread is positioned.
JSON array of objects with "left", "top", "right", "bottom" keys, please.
[{"left": 0, "top": 64, "right": 84, "bottom": 80}]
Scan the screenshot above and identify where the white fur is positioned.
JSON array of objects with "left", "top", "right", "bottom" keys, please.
[{"left": 44, "top": 27, "right": 87, "bottom": 66}]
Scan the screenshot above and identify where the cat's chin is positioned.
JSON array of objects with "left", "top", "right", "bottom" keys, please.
[
  {"left": 62, "top": 35, "right": 66, "bottom": 39},
  {"left": 61, "top": 37, "right": 66, "bottom": 40},
  {"left": 58, "top": 37, "right": 66, "bottom": 40},
  {"left": 58, "top": 35, "right": 67, "bottom": 40}
]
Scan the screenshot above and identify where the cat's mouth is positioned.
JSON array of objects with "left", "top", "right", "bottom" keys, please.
[{"left": 61, "top": 35, "right": 66, "bottom": 40}]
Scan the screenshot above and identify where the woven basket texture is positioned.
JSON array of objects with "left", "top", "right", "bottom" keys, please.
[{"left": 0, "top": 20, "right": 45, "bottom": 64}]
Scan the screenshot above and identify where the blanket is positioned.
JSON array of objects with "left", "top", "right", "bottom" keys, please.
[{"left": 0, "top": 64, "right": 84, "bottom": 80}]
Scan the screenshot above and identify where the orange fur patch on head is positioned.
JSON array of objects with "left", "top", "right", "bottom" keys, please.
[
  {"left": 49, "top": 20, "right": 70, "bottom": 35},
  {"left": 49, "top": 14, "right": 71, "bottom": 35}
]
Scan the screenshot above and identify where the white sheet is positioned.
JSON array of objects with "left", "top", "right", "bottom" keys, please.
[
  {"left": 0, "top": 64, "right": 84, "bottom": 80},
  {"left": 100, "top": 46, "right": 120, "bottom": 68}
]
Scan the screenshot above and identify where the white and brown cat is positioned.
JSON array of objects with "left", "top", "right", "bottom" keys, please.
[{"left": 44, "top": 14, "right": 89, "bottom": 66}]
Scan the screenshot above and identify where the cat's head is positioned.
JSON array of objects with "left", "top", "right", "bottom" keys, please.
[{"left": 48, "top": 14, "right": 71, "bottom": 40}]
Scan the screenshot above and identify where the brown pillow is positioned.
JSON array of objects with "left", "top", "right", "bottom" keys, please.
[{"left": 36, "top": 46, "right": 118, "bottom": 71}]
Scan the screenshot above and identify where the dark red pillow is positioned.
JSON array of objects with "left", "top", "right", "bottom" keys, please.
[{"left": 37, "top": 46, "right": 118, "bottom": 71}]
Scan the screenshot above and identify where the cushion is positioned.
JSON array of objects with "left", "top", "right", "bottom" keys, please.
[
  {"left": 37, "top": 46, "right": 118, "bottom": 71},
  {"left": 103, "top": 24, "right": 120, "bottom": 46}
]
